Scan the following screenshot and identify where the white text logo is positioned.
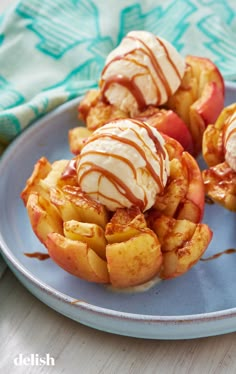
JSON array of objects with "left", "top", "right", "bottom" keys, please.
[{"left": 14, "top": 353, "right": 55, "bottom": 367}]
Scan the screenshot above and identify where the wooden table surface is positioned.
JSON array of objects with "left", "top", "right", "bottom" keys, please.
[
  {"left": 1, "top": 1, "right": 236, "bottom": 373},
  {"left": 1, "top": 268, "right": 236, "bottom": 374}
]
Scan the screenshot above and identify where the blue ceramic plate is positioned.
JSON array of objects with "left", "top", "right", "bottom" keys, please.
[{"left": 0, "top": 83, "right": 236, "bottom": 340}]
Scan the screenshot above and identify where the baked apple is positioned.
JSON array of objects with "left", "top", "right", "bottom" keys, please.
[
  {"left": 166, "top": 55, "right": 225, "bottom": 155},
  {"left": 202, "top": 104, "right": 236, "bottom": 211}
]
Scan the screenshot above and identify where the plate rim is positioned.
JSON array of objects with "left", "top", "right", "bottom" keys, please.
[
  {"left": 1, "top": 83, "right": 236, "bottom": 338},
  {"left": 2, "top": 241, "right": 236, "bottom": 323}
]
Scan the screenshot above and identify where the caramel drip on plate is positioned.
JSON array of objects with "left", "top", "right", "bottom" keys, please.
[
  {"left": 101, "top": 34, "right": 180, "bottom": 108},
  {"left": 24, "top": 252, "right": 50, "bottom": 261},
  {"left": 201, "top": 249, "right": 236, "bottom": 262}
]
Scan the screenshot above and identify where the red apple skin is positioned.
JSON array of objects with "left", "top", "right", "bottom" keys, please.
[
  {"left": 166, "top": 55, "right": 225, "bottom": 156},
  {"left": 193, "top": 82, "right": 224, "bottom": 126},
  {"left": 177, "top": 152, "right": 205, "bottom": 223},
  {"left": 152, "top": 134, "right": 205, "bottom": 224},
  {"left": 186, "top": 55, "right": 225, "bottom": 96},
  {"left": 135, "top": 108, "right": 194, "bottom": 154},
  {"left": 152, "top": 110, "right": 194, "bottom": 154},
  {"left": 46, "top": 233, "right": 110, "bottom": 284},
  {"left": 187, "top": 56, "right": 225, "bottom": 156}
]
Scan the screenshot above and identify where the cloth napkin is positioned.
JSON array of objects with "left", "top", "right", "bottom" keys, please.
[
  {"left": 0, "top": 0, "right": 235, "bottom": 273},
  {"left": 0, "top": 0, "right": 235, "bottom": 152}
]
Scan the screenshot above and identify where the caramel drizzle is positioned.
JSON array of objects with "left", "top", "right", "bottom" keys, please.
[
  {"left": 62, "top": 185, "right": 103, "bottom": 211},
  {"left": 201, "top": 249, "right": 236, "bottom": 262},
  {"left": 79, "top": 162, "right": 146, "bottom": 209},
  {"left": 81, "top": 121, "right": 166, "bottom": 187},
  {"left": 225, "top": 126, "right": 236, "bottom": 147},
  {"left": 136, "top": 119, "right": 167, "bottom": 161},
  {"left": 128, "top": 35, "right": 172, "bottom": 98},
  {"left": 78, "top": 119, "right": 166, "bottom": 209},
  {"left": 156, "top": 37, "right": 182, "bottom": 81},
  {"left": 91, "top": 119, "right": 167, "bottom": 164},
  {"left": 24, "top": 252, "right": 50, "bottom": 261},
  {"left": 80, "top": 150, "right": 137, "bottom": 178},
  {"left": 224, "top": 111, "right": 236, "bottom": 148},
  {"left": 101, "top": 74, "right": 147, "bottom": 110},
  {"left": 101, "top": 34, "right": 181, "bottom": 109}
]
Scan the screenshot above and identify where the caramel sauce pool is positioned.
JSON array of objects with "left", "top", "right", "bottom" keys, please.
[{"left": 24, "top": 252, "right": 50, "bottom": 261}]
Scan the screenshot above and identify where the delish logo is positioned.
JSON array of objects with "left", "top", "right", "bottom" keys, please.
[{"left": 14, "top": 353, "right": 55, "bottom": 367}]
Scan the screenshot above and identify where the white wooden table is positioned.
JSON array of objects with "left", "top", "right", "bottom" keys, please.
[
  {"left": 1, "top": 1, "right": 236, "bottom": 373},
  {"left": 1, "top": 269, "right": 236, "bottom": 374}
]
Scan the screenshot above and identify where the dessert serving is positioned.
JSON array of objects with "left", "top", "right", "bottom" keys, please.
[
  {"left": 21, "top": 30, "right": 235, "bottom": 289},
  {"left": 202, "top": 104, "right": 236, "bottom": 211},
  {"left": 21, "top": 120, "right": 212, "bottom": 287},
  {"left": 76, "top": 31, "right": 224, "bottom": 157},
  {"left": 77, "top": 119, "right": 170, "bottom": 212},
  {"left": 100, "top": 30, "right": 186, "bottom": 115}
]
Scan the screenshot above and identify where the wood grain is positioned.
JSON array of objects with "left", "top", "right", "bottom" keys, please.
[{"left": 1, "top": 269, "right": 236, "bottom": 373}]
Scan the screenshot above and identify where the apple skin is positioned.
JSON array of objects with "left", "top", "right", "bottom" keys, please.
[
  {"left": 166, "top": 55, "right": 225, "bottom": 156},
  {"left": 202, "top": 162, "right": 236, "bottom": 212},
  {"left": 46, "top": 232, "right": 110, "bottom": 284},
  {"left": 203, "top": 103, "right": 236, "bottom": 167},
  {"left": 77, "top": 55, "right": 224, "bottom": 158},
  {"left": 135, "top": 107, "right": 194, "bottom": 154},
  {"left": 21, "top": 157, "right": 52, "bottom": 206},
  {"left": 189, "top": 81, "right": 224, "bottom": 154},
  {"left": 160, "top": 223, "right": 213, "bottom": 279},
  {"left": 202, "top": 103, "right": 236, "bottom": 212},
  {"left": 191, "top": 81, "right": 225, "bottom": 127},
  {"left": 186, "top": 55, "right": 225, "bottom": 96},
  {"left": 148, "top": 214, "right": 213, "bottom": 279},
  {"left": 153, "top": 135, "right": 205, "bottom": 223},
  {"left": 26, "top": 192, "right": 63, "bottom": 244},
  {"left": 106, "top": 229, "right": 162, "bottom": 288},
  {"left": 176, "top": 151, "right": 205, "bottom": 223}
]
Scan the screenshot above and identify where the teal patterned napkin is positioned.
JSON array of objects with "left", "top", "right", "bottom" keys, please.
[{"left": 0, "top": 0, "right": 236, "bottom": 151}]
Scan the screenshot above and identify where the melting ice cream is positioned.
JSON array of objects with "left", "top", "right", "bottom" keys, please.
[
  {"left": 77, "top": 118, "right": 170, "bottom": 211},
  {"left": 224, "top": 111, "right": 236, "bottom": 172},
  {"left": 100, "top": 30, "right": 185, "bottom": 116}
]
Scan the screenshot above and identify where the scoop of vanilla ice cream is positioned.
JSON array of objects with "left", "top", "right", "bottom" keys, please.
[
  {"left": 77, "top": 119, "right": 170, "bottom": 212},
  {"left": 224, "top": 112, "right": 236, "bottom": 172},
  {"left": 100, "top": 30, "right": 185, "bottom": 116}
]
